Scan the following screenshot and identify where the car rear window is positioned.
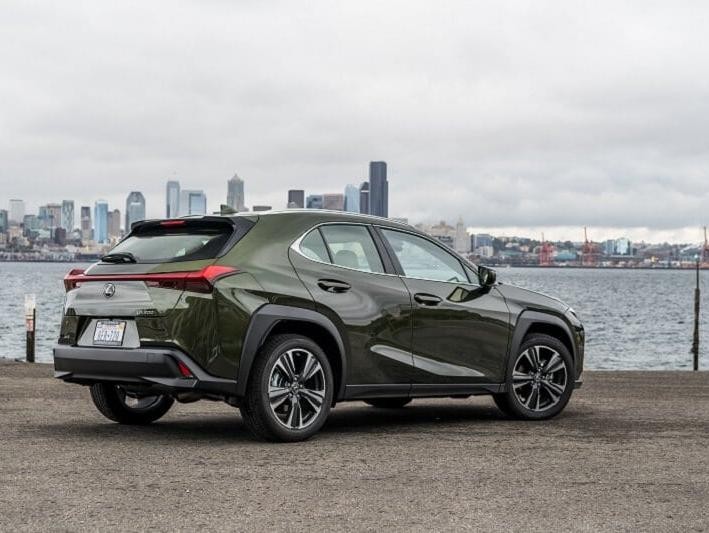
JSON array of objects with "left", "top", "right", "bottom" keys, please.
[{"left": 107, "top": 218, "right": 253, "bottom": 263}]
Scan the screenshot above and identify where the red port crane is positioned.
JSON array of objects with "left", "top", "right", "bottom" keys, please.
[
  {"left": 581, "top": 227, "right": 599, "bottom": 267},
  {"left": 539, "top": 233, "right": 554, "bottom": 266}
]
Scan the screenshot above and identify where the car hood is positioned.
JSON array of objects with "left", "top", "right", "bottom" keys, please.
[{"left": 494, "top": 283, "right": 570, "bottom": 315}]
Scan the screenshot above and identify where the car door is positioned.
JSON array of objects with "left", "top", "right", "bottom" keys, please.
[
  {"left": 288, "top": 223, "right": 414, "bottom": 393},
  {"left": 377, "top": 227, "right": 511, "bottom": 386}
]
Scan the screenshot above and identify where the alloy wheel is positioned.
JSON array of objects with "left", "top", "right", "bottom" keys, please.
[
  {"left": 268, "top": 348, "right": 326, "bottom": 430},
  {"left": 512, "top": 345, "right": 568, "bottom": 412}
]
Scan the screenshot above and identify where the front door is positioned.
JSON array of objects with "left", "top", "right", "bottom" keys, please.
[{"left": 377, "top": 227, "right": 511, "bottom": 385}]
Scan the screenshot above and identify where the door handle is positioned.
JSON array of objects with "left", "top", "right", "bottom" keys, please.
[
  {"left": 414, "top": 293, "right": 442, "bottom": 306},
  {"left": 317, "top": 279, "right": 351, "bottom": 293}
]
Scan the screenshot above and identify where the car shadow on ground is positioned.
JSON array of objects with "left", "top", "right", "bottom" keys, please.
[{"left": 30, "top": 400, "right": 580, "bottom": 444}]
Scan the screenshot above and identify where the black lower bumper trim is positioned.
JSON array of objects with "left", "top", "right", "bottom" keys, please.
[{"left": 53, "top": 345, "right": 238, "bottom": 397}]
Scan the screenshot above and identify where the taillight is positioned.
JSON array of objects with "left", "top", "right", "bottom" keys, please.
[{"left": 62, "top": 265, "right": 238, "bottom": 293}]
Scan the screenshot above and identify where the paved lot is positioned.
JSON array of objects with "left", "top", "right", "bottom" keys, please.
[{"left": 0, "top": 362, "right": 708, "bottom": 532}]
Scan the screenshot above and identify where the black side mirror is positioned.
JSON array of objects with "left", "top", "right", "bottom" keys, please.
[{"left": 478, "top": 265, "right": 497, "bottom": 286}]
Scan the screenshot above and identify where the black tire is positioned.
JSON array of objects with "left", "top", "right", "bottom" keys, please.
[
  {"left": 89, "top": 383, "right": 174, "bottom": 424},
  {"left": 493, "top": 333, "right": 574, "bottom": 420},
  {"left": 364, "top": 398, "right": 411, "bottom": 409},
  {"left": 240, "top": 334, "right": 334, "bottom": 442}
]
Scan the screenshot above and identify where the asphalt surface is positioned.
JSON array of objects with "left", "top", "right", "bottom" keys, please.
[{"left": 0, "top": 362, "right": 707, "bottom": 532}]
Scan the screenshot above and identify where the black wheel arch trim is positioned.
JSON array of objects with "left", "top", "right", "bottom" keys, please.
[
  {"left": 508, "top": 310, "right": 578, "bottom": 372},
  {"left": 237, "top": 304, "right": 348, "bottom": 400}
]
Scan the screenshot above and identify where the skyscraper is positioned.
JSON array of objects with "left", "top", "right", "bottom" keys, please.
[
  {"left": 227, "top": 174, "right": 246, "bottom": 211},
  {"left": 454, "top": 217, "right": 470, "bottom": 253},
  {"left": 344, "top": 184, "right": 360, "bottom": 213},
  {"left": 359, "top": 182, "right": 369, "bottom": 215},
  {"left": 288, "top": 189, "right": 305, "bottom": 208},
  {"left": 179, "top": 190, "right": 207, "bottom": 215},
  {"left": 323, "top": 193, "right": 345, "bottom": 211},
  {"left": 46, "top": 203, "right": 62, "bottom": 231},
  {"left": 61, "top": 200, "right": 75, "bottom": 231},
  {"left": 80, "top": 206, "right": 92, "bottom": 241},
  {"left": 8, "top": 199, "right": 25, "bottom": 225},
  {"left": 0, "top": 210, "right": 8, "bottom": 232},
  {"left": 108, "top": 209, "right": 121, "bottom": 239},
  {"left": 94, "top": 200, "right": 109, "bottom": 244},
  {"left": 368, "top": 161, "right": 388, "bottom": 217},
  {"left": 166, "top": 180, "right": 180, "bottom": 218},
  {"left": 125, "top": 191, "right": 146, "bottom": 231},
  {"left": 306, "top": 195, "right": 324, "bottom": 209}
]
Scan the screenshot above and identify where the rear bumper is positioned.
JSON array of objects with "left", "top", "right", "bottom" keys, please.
[{"left": 53, "top": 345, "right": 237, "bottom": 398}]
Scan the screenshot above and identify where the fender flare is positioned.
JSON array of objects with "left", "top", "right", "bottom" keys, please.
[
  {"left": 236, "top": 304, "right": 347, "bottom": 399},
  {"left": 508, "top": 310, "right": 577, "bottom": 369}
]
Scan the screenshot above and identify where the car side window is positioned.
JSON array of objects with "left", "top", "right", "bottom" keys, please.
[
  {"left": 299, "top": 229, "right": 331, "bottom": 263},
  {"left": 319, "top": 225, "right": 385, "bottom": 273},
  {"left": 381, "top": 229, "right": 468, "bottom": 283}
]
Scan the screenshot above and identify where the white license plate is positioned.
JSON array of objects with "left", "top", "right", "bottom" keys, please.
[{"left": 93, "top": 320, "right": 126, "bottom": 346}]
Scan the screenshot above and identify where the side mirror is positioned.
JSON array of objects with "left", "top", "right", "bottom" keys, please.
[{"left": 478, "top": 265, "right": 497, "bottom": 286}]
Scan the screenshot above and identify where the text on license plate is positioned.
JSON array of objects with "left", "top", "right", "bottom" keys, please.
[{"left": 93, "top": 320, "right": 126, "bottom": 346}]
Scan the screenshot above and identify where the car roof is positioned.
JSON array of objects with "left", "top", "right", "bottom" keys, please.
[{"left": 229, "top": 209, "right": 416, "bottom": 231}]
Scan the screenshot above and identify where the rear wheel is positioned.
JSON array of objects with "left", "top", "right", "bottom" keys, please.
[
  {"left": 240, "top": 334, "right": 334, "bottom": 442},
  {"left": 364, "top": 398, "right": 411, "bottom": 409},
  {"left": 89, "top": 383, "right": 174, "bottom": 424},
  {"left": 493, "top": 333, "right": 574, "bottom": 420}
]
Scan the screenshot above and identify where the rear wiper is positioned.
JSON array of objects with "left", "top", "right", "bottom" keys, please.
[{"left": 101, "top": 252, "right": 137, "bottom": 263}]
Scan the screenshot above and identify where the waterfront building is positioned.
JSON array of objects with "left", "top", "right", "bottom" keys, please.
[
  {"left": 125, "top": 191, "right": 146, "bottom": 231},
  {"left": 8, "top": 199, "right": 25, "bottom": 225},
  {"left": 80, "top": 206, "right": 92, "bottom": 241},
  {"left": 454, "top": 217, "right": 470, "bottom": 253},
  {"left": 473, "top": 234, "right": 494, "bottom": 249},
  {"left": 306, "top": 195, "right": 324, "bottom": 209},
  {"left": 0, "top": 210, "right": 7, "bottom": 232},
  {"left": 323, "top": 193, "right": 345, "bottom": 211},
  {"left": 368, "top": 161, "right": 388, "bottom": 217},
  {"left": 61, "top": 200, "right": 75, "bottom": 231},
  {"left": 227, "top": 174, "right": 246, "bottom": 211},
  {"left": 615, "top": 237, "right": 632, "bottom": 255},
  {"left": 166, "top": 180, "right": 180, "bottom": 218},
  {"left": 252, "top": 205, "right": 272, "bottom": 212},
  {"left": 604, "top": 239, "right": 616, "bottom": 256},
  {"left": 45, "top": 204, "right": 62, "bottom": 231},
  {"left": 179, "top": 190, "right": 207, "bottom": 216},
  {"left": 288, "top": 190, "right": 305, "bottom": 208},
  {"left": 344, "top": 184, "right": 359, "bottom": 213},
  {"left": 94, "top": 200, "right": 109, "bottom": 244},
  {"left": 359, "top": 182, "right": 369, "bottom": 214},
  {"left": 107, "top": 209, "right": 121, "bottom": 239}
]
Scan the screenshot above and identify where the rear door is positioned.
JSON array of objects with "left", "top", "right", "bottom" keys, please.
[
  {"left": 289, "top": 223, "right": 414, "bottom": 392},
  {"left": 376, "top": 227, "right": 511, "bottom": 385}
]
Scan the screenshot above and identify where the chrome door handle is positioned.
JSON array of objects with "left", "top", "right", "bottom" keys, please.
[{"left": 317, "top": 279, "right": 351, "bottom": 293}]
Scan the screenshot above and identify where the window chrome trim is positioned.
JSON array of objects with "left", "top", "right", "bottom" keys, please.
[{"left": 291, "top": 221, "right": 482, "bottom": 287}]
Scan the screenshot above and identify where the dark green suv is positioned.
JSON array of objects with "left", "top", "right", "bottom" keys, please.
[{"left": 54, "top": 210, "right": 584, "bottom": 441}]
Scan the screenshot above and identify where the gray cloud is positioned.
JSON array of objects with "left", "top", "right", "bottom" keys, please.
[{"left": 1, "top": 0, "right": 708, "bottom": 241}]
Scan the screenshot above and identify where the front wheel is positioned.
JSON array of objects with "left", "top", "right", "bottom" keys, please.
[
  {"left": 89, "top": 383, "right": 174, "bottom": 424},
  {"left": 240, "top": 334, "right": 334, "bottom": 442},
  {"left": 493, "top": 333, "right": 574, "bottom": 420}
]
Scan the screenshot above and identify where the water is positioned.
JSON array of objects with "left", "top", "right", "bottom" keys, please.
[{"left": 0, "top": 262, "right": 707, "bottom": 369}]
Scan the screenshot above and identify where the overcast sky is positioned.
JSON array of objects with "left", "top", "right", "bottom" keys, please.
[{"left": 1, "top": 1, "right": 708, "bottom": 242}]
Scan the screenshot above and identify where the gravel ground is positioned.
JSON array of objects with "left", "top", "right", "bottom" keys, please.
[{"left": 0, "top": 362, "right": 707, "bottom": 532}]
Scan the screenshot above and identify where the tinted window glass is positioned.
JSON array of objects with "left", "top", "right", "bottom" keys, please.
[
  {"left": 382, "top": 229, "right": 468, "bottom": 283},
  {"left": 320, "top": 225, "right": 384, "bottom": 273},
  {"left": 299, "top": 229, "right": 330, "bottom": 263}
]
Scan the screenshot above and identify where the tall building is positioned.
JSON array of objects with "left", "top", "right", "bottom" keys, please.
[
  {"left": 166, "top": 180, "right": 180, "bottom": 218},
  {"left": 227, "top": 174, "right": 246, "bottom": 211},
  {"left": 344, "top": 184, "right": 360, "bottom": 213},
  {"left": 359, "top": 182, "right": 369, "bottom": 214},
  {"left": 306, "top": 195, "right": 324, "bottom": 209},
  {"left": 323, "top": 193, "right": 345, "bottom": 211},
  {"left": 179, "top": 190, "right": 207, "bottom": 216},
  {"left": 8, "top": 199, "right": 25, "bottom": 224},
  {"left": 288, "top": 189, "right": 305, "bottom": 208},
  {"left": 108, "top": 209, "right": 121, "bottom": 239},
  {"left": 94, "top": 200, "right": 109, "bottom": 244},
  {"left": 368, "top": 161, "right": 388, "bottom": 217},
  {"left": 454, "top": 217, "right": 470, "bottom": 253},
  {"left": 0, "top": 210, "right": 8, "bottom": 232},
  {"left": 45, "top": 203, "right": 62, "bottom": 231},
  {"left": 125, "top": 191, "right": 146, "bottom": 231},
  {"left": 80, "top": 206, "right": 92, "bottom": 241},
  {"left": 61, "top": 200, "right": 75, "bottom": 231}
]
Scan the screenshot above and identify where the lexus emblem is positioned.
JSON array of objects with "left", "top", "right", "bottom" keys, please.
[{"left": 103, "top": 283, "right": 116, "bottom": 298}]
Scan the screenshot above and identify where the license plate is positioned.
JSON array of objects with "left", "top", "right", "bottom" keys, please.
[{"left": 93, "top": 320, "right": 126, "bottom": 346}]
